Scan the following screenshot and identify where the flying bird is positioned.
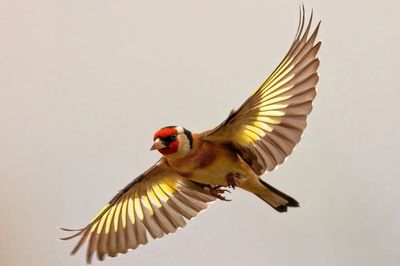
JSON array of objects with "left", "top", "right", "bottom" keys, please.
[{"left": 61, "top": 7, "right": 321, "bottom": 263}]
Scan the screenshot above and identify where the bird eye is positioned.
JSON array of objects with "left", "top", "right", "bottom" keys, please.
[{"left": 170, "top": 134, "right": 177, "bottom": 140}]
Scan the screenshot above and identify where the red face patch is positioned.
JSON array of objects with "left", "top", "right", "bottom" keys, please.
[
  {"left": 153, "top": 127, "right": 179, "bottom": 155},
  {"left": 159, "top": 140, "right": 179, "bottom": 155},
  {"left": 153, "top": 127, "right": 178, "bottom": 140}
]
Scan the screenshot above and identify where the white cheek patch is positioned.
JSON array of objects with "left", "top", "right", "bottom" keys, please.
[
  {"left": 177, "top": 133, "right": 191, "bottom": 154},
  {"left": 176, "top": 126, "right": 184, "bottom": 134}
]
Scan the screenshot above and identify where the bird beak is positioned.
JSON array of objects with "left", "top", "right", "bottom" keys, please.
[{"left": 150, "top": 138, "right": 167, "bottom": 151}]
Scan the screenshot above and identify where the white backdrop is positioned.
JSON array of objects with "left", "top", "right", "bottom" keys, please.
[{"left": 1, "top": 1, "right": 399, "bottom": 265}]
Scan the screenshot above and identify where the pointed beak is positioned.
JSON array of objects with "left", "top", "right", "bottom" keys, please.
[{"left": 150, "top": 138, "right": 167, "bottom": 151}]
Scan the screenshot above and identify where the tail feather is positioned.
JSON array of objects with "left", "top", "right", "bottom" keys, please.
[{"left": 256, "top": 178, "right": 299, "bottom": 212}]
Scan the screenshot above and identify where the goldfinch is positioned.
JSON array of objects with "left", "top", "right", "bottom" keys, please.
[{"left": 61, "top": 7, "right": 321, "bottom": 263}]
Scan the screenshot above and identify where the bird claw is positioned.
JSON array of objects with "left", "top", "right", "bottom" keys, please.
[
  {"left": 208, "top": 185, "right": 231, "bottom": 201},
  {"left": 226, "top": 173, "right": 243, "bottom": 189}
]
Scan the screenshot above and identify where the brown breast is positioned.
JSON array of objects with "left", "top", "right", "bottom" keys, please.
[
  {"left": 167, "top": 136, "right": 219, "bottom": 175},
  {"left": 194, "top": 141, "right": 217, "bottom": 169}
]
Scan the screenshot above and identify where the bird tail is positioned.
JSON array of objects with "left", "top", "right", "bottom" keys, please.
[{"left": 242, "top": 178, "right": 299, "bottom": 212}]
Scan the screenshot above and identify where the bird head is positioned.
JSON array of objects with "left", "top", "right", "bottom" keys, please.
[{"left": 151, "top": 126, "right": 193, "bottom": 156}]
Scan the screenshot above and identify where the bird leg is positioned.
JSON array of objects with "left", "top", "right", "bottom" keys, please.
[
  {"left": 226, "top": 173, "right": 243, "bottom": 189},
  {"left": 207, "top": 185, "right": 231, "bottom": 201}
]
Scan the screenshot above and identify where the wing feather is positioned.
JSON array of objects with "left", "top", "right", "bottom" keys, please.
[
  {"left": 60, "top": 159, "right": 216, "bottom": 262},
  {"left": 203, "top": 8, "right": 321, "bottom": 175},
  {"left": 125, "top": 198, "right": 138, "bottom": 250}
]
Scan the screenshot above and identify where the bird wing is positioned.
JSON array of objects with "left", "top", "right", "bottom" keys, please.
[
  {"left": 60, "top": 158, "right": 216, "bottom": 263},
  {"left": 202, "top": 9, "right": 321, "bottom": 175}
]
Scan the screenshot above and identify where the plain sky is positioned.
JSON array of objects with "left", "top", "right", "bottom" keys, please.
[{"left": 1, "top": 1, "right": 399, "bottom": 266}]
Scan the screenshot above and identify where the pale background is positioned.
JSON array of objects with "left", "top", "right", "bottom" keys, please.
[{"left": 1, "top": 1, "right": 399, "bottom": 266}]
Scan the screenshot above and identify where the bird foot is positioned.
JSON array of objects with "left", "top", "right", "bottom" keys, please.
[
  {"left": 207, "top": 185, "right": 231, "bottom": 201},
  {"left": 226, "top": 173, "right": 243, "bottom": 189}
]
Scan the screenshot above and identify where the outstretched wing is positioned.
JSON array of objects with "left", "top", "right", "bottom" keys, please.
[
  {"left": 60, "top": 159, "right": 216, "bottom": 263},
  {"left": 203, "top": 8, "right": 321, "bottom": 175}
]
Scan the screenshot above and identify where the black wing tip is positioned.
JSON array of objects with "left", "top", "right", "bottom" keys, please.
[
  {"left": 59, "top": 226, "right": 84, "bottom": 232},
  {"left": 59, "top": 232, "right": 82, "bottom": 241},
  {"left": 59, "top": 225, "right": 88, "bottom": 239}
]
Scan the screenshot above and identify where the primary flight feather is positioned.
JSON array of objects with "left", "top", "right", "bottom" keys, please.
[{"left": 61, "top": 7, "right": 321, "bottom": 263}]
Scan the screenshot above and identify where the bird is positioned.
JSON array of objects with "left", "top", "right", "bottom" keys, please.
[{"left": 61, "top": 7, "right": 321, "bottom": 263}]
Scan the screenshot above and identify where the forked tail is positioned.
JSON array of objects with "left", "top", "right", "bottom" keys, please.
[{"left": 244, "top": 178, "right": 299, "bottom": 212}]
